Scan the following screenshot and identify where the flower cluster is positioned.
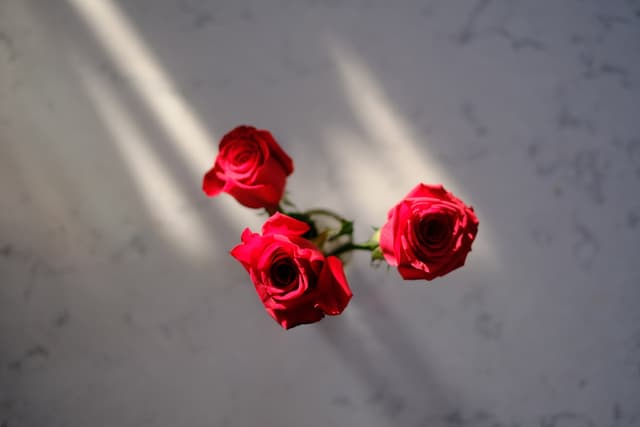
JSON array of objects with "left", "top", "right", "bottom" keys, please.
[{"left": 203, "top": 126, "right": 479, "bottom": 329}]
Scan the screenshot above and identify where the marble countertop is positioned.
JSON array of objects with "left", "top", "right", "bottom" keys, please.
[{"left": 1, "top": 0, "right": 639, "bottom": 426}]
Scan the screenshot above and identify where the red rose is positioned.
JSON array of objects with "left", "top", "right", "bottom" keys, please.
[
  {"left": 230, "top": 213, "right": 353, "bottom": 329},
  {"left": 202, "top": 126, "right": 294, "bottom": 209},
  {"left": 379, "top": 183, "right": 479, "bottom": 281}
]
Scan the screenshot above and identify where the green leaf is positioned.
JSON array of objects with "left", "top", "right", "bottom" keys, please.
[{"left": 371, "top": 246, "right": 384, "bottom": 262}]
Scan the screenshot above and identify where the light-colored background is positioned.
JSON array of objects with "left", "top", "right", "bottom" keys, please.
[{"left": 1, "top": 1, "right": 639, "bottom": 426}]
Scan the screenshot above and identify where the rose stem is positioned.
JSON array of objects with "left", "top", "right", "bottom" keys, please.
[
  {"left": 327, "top": 242, "right": 376, "bottom": 257},
  {"left": 304, "top": 208, "right": 349, "bottom": 223}
]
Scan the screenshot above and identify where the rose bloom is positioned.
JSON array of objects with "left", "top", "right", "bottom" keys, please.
[
  {"left": 380, "top": 183, "right": 479, "bottom": 281},
  {"left": 231, "top": 213, "right": 353, "bottom": 329},
  {"left": 202, "top": 126, "right": 293, "bottom": 209}
]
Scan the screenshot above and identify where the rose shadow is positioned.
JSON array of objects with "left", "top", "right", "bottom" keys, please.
[{"left": 316, "top": 266, "right": 455, "bottom": 424}]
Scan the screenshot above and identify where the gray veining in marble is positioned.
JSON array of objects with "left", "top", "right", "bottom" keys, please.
[{"left": 1, "top": 0, "right": 639, "bottom": 426}]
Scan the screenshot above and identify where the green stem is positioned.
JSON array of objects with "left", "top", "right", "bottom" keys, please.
[
  {"left": 304, "top": 208, "right": 348, "bottom": 223},
  {"left": 327, "top": 242, "right": 375, "bottom": 257}
]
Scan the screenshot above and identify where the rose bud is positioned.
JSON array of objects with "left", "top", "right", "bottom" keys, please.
[
  {"left": 203, "top": 126, "right": 294, "bottom": 210},
  {"left": 380, "top": 183, "right": 479, "bottom": 281},
  {"left": 230, "top": 213, "right": 353, "bottom": 329}
]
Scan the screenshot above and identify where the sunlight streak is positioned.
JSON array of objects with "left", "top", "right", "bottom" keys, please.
[
  {"left": 78, "top": 68, "right": 214, "bottom": 259},
  {"left": 328, "top": 41, "right": 496, "bottom": 265},
  {"left": 329, "top": 42, "right": 452, "bottom": 193},
  {"left": 65, "top": 0, "right": 213, "bottom": 176},
  {"left": 65, "top": 0, "right": 262, "bottom": 247}
]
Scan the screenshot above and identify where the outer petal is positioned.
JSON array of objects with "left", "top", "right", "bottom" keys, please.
[
  {"left": 432, "top": 251, "right": 468, "bottom": 279},
  {"left": 202, "top": 165, "right": 226, "bottom": 197},
  {"left": 253, "top": 155, "right": 287, "bottom": 189},
  {"left": 398, "top": 264, "right": 435, "bottom": 281},
  {"left": 379, "top": 207, "right": 400, "bottom": 266},
  {"left": 269, "top": 304, "right": 325, "bottom": 329},
  {"left": 257, "top": 128, "right": 294, "bottom": 176},
  {"left": 314, "top": 256, "right": 353, "bottom": 315},
  {"left": 262, "top": 212, "right": 310, "bottom": 237},
  {"left": 225, "top": 181, "right": 281, "bottom": 209},
  {"left": 220, "top": 125, "right": 256, "bottom": 145},
  {"left": 465, "top": 206, "right": 480, "bottom": 230},
  {"left": 229, "top": 228, "right": 263, "bottom": 271},
  {"left": 405, "top": 183, "right": 448, "bottom": 200}
]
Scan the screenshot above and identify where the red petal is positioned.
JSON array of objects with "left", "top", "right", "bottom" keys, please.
[
  {"left": 225, "top": 181, "right": 281, "bottom": 209},
  {"left": 229, "top": 228, "right": 261, "bottom": 271},
  {"left": 405, "top": 182, "right": 448, "bottom": 200},
  {"left": 202, "top": 166, "right": 225, "bottom": 197},
  {"left": 257, "top": 128, "right": 294, "bottom": 176},
  {"left": 314, "top": 256, "right": 353, "bottom": 315},
  {"left": 379, "top": 211, "right": 399, "bottom": 266},
  {"left": 398, "top": 265, "right": 435, "bottom": 280},
  {"left": 262, "top": 212, "right": 310, "bottom": 237},
  {"left": 268, "top": 304, "right": 325, "bottom": 329}
]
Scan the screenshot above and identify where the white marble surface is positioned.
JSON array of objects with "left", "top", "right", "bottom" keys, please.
[{"left": 1, "top": 0, "right": 639, "bottom": 426}]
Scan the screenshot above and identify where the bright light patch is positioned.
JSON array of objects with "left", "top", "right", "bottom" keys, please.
[
  {"left": 328, "top": 41, "right": 496, "bottom": 266},
  {"left": 65, "top": 0, "right": 213, "bottom": 176},
  {"left": 66, "top": 0, "right": 260, "bottom": 248},
  {"left": 78, "top": 68, "right": 213, "bottom": 259},
  {"left": 329, "top": 42, "right": 455, "bottom": 194}
]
